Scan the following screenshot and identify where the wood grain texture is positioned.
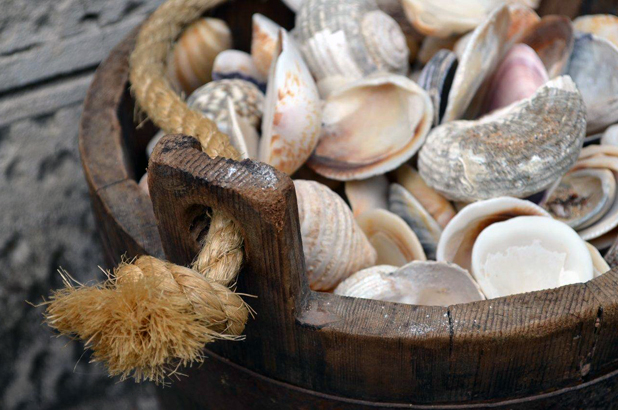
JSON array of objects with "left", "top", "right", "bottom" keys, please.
[{"left": 79, "top": 0, "right": 618, "bottom": 407}]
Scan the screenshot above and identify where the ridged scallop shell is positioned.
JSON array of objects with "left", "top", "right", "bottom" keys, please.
[
  {"left": 471, "top": 216, "right": 593, "bottom": 298},
  {"left": 567, "top": 33, "right": 618, "bottom": 134},
  {"left": 334, "top": 261, "right": 485, "bottom": 306},
  {"left": 389, "top": 184, "right": 442, "bottom": 260},
  {"left": 168, "top": 18, "right": 233, "bottom": 95},
  {"left": 295, "top": 180, "right": 377, "bottom": 291},
  {"left": 356, "top": 209, "right": 427, "bottom": 266},
  {"left": 418, "top": 50, "right": 458, "bottom": 125},
  {"left": 251, "top": 14, "right": 282, "bottom": 78},
  {"left": 574, "top": 14, "right": 618, "bottom": 48},
  {"left": 345, "top": 175, "right": 389, "bottom": 218},
  {"left": 437, "top": 197, "right": 549, "bottom": 271},
  {"left": 520, "top": 15, "right": 574, "bottom": 78},
  {"left": 212, "top": 50, "right": 267, "bottom": 91},
  {"left": 294, "top": 0, "right": 409, "bottom": 85},
  {"left": 307, "top": 73, "right": 433, "bottom": 181},
  {"left": 419, "top": 76, "right": 586, "bottom": 202},
  {"left": 259, "top": 30, "right": 321, "bottom": 176}
]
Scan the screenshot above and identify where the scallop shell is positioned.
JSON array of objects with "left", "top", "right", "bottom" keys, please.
[
  {"left": 295, "top": 180, "right": 377, "bottom": 291},
  {"left": 212, "top": 50, "right": 267, "bottom": 91},
  {"left": 437, "top": 197, "right": 550, "bottom": 271},
  {"left": 573, "top": 14, "right": 618, "bottom": 49},
  {"left": 259, "top": 30, "right": 321, "bottom": 176},
  {"left": 334, "top": 261, "right": 485, "bottom": 306},
  {"left": 345, "top": 175, "right": 389, "bottom": 218},
  {"left": 389, "top": 184, "right": 442, "bottom": 260},
  {"left": 541, "top": 169, "right": 615, "bottom": 230},
  {"left": 417, "top": 50, "right": 458, "bottom": 125},
  {"left": 294, "top": 0, "right": 409, "bottom": 84},
  {"left": 520, "top": 15, "right": 574, "bottom": 78},
  {"left": 393, "top": 165, "right": 456, "bottom": 228},
  {"left": 419, "top": 76, "right": 586, "bottom": 202},
  {"left": 168, "top": 18, "right": 233, "bottom": 95},
  {"left": 586, "top": 242, "right": 610, "bottom": 278},
  {"left": 307, "top": 73, "right": 433, "bottom": 181},
  {"left": 356, "top": 209, "right": 427, "bottom": 266},
  {"left": 471, "top": 216, "right": 593, "bottom": 299},
  {"left": 226, "top": 98, "right": 259, "bottom": 160},
  {"left": 251, "top": 14, "right": 282, "bottom": 78},
  {"left": 567, "top": 33, "right": 618, "bottom": 134}
]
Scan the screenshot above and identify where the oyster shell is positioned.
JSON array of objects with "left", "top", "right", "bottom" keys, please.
[
  {"left": 471, "top": 216, "right": 593, "bottom": 298},
  {"left": 417, "top": 50, "right": 458, "bottom": 125},
  {"left": 251, "top": 14, "right": 282, "bottom": 78},
  {"left": 294, "top": 0, "right": 409, "bottom": 85},
  {"left": 567, "top": 33, "right": 618, "bottom": 134},
  {"left": 520, "top": 15, "right": 574, "bottom": 78},
  {"left": 168, "top": 18, "right": 233, "bottom": 95},
  {"left": 259, "top": 30, "right": 321, "bottom": 176},
  {"left": 573, "top": 14, "right": 618, "bottom": 49},
  {"left": 419, "top": 76, "right": 586, "bottom": 202},
  {"left": 356, "top": 209, "right": 427, "bottom": 266},
  {"left": 308, "top": 73, "right": 433, "bottom": 181},
  {"left": 334, "top": 261, "right": 485, "bottom": 306},
  {"left": 212, "top": 50, "right": 267, "bottom": 91},
  {"left": 393, "top": 165, "right": 455, "bottom": 228},
  {"left": 437, "top": 197, "right": 549, "bottom": 271},
  {"left": 345, "top": 176, "right": 389, "bottom": 218},
  {"left": 295, "top": 180, "right": 377, "bottom": 291},
  {"left": 389, "top": 184, "right": 442, "bottom": 260}
]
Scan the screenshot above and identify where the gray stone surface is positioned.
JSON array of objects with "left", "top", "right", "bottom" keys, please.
[{"left": 0, "top": 0, "right": 164, "bottom": 409}]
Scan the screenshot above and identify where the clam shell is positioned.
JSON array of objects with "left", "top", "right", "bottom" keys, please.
[
  {"left": 334, "top": 261, "right": 485, "bottom": 306},
  {"left": 601, "top": 124, "right": 618, "bottom": 147},
  {"left": 573, "top": 14, "right": 618, "bottom": 49},
  {"left": 295, "top": 180, "right": 377, "bottom": 291},
  {"left": 259, "top": 30, "right": 321, "bottom": 176},
  {"left": 567, "top": 33, "right": 618, "bottom": 134},
  {"left": 356, "top": 209, "right": 427, "bottom": 266},
  {"left": 471, "top": 216, "right": 593, "bottom": 299},
  {"left": 520, "top": 15, "right": 574, "bottom": 78},
  {"left": 389, "top": 184, "right": 442, "bottom": 260},
  {"left": 419, "top": 76, "right": 586, "bottom": 202},
  {"left": 226, "top": 98, "right": 259, "bottom": 160},
  {"left": 168, "top": 18, "right": 233, "bottom": 95},
  {"left": 251, "top": 14, "right": 282, "bottom": 78},
  {"left": 345, "top": 176, "right": 389, "bottom": 218},
  {"left": 212, "top": 50, "right": 267, "bottom": 91},
  {"left": 586, "top": 242, "right": 610, "bottom": 277},
  {"left": 393, "top": 165, "right": 456, "bottom": 228},
  {"left": 295, "top": 0, "right": 409, "bottom": 83},
  {"left": 307, "top": 73, "right": 433, "bottom": 181},
  {"left": 437, "top": 197, "right": 549, "bottom": 271},
  {"left": 417, "top": 50, "right": 458, "bottom": 125},
  {"left": 541, "top": 169, "right": 615, "bottom": 230}
]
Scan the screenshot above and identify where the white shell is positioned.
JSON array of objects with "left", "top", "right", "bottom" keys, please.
[
  {"left": 601, "top": 125, "right": 618, "bottom": 147},
  {"left": 308, "top": 73, "right": 433, "bottom": 181},
  {"left": 574, "top": 14, "right": 618, "bottom": 49},
  {"left": 437, "top": 197, "right": 550, "bottom": 271},
  {"left": 282, "top": 0, "right": 304, "bottom": 12},
  {"left": 295, "top": 180, "right": 377, "bottom": 291},
  {"left": 345, "top": 175, "right": 389, "bottom": 218},
  {"left": 251, "top": 14, "right": 282, "bottom": 78},
  {"left": 586, "top": 242, "right": 610, "bottom": 278},
  {"left": 226, "top": 98, "right": 259, "bottom": 160},
  {"left": 356, "top": 209, "right": 427, "bottom": 266},
  {"left": 334, "top": 261, "right": 485, "bottom": 306},
  {"left": 259, "top": 30, "right": 321, "bottom": 176},
  {"left": 212, "top": 50, "right": 267, "bottom": 90},
  {"left": 471, "top": 216, "right": 593, "bottom": 298}
]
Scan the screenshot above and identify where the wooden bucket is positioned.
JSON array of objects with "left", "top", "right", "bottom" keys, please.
[{"left": 80, "top": 0, "right": 618, "bottom": 408}]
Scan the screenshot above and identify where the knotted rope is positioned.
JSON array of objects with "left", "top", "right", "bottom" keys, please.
[{"left": 43, "top": 0, "right": 249, "bottom": 384}]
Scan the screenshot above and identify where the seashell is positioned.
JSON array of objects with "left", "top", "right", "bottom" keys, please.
[
  {"left": 226, "top": 98, "right": 259, "bottom": 160},
  {"left": 567, "top": 33, "right": 618, "bottom": 134},
  {"left": 356, "top": 209, "right": 427, "bottom": 266},
  {"left": 541, "top": 169, "right": 615, "bottom": 231},
  {"left": 168, "top": 18, "right": 233, "bottom": 95},
  {"left": 307, "top": 73, "right": 433, "bottom": 181},
  {"left": 389, "top": 184, "right": 442, "bottom": 260},
  {"left": 282, "top": 0, "right": 303, "bottom": 12},
  {"left": 589, "top": 230, "right": 618, "bottom": 251},
  {"left": 520, "top": 15, "right": 574, "bottom": 78},
  {"left": 335, "top": 261, "right": 485, "bottom": 306},
  {"left": 345, "top": 176, "right": 389, "bottom": 218},
  {"left": 419, "top": 76, "right": 586, "bottom": 202},
  {"left": 375, "top": 0, "right": 421, "bottom": 63},
  {"left": 479, "top": 43, "right": 548, "bottom": 115},
  {"left": 295, "top": 180, "right": 377, "bottom": 291},
  {"left": 573, "top": 14, "right": 618, "bottom": 49},
  {"left": 138, "top": 173, "right": 149, "bottom": 196},
  {"left": 437, "top": 197, "right": 549, "bottom": 271},
  {"left": 418, "top": 36, "right": 460, "bottom": 65},
  {"left": 393, "top": 165, "right": 456, "bottom": 228},
  {"left": 146, "top": 130, "right": 165, "bottom": 158},
  {"left": 471, "top": 216, "right": 593, "bottom": 299},
  {"left": 293, "top": 166, "right": 342, "bottom": 192},
  {"left": 251, "top": 14, "right": 282, "bottom": 79},
  {"left": 586, "top": 242, "right": 610, "bottom": 277},
  {"left": 294, "top": 0, "right": 409, "bottom": 84},
  {"left": 417, "top": 50, "right": 458, "bottom": 125},
  {"left": 259, "top": 30, "right": 321, "bottom": 176},
  {"left": 212, "top": 50, "right": 267, "bottom": 91},
  {"left": 601, "top": 125, "right": 618, "bottom": 147}
]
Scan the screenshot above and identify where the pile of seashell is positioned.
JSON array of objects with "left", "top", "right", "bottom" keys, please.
[{"left": 142, "top": 0, "right": 618, "bottom": 307}]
